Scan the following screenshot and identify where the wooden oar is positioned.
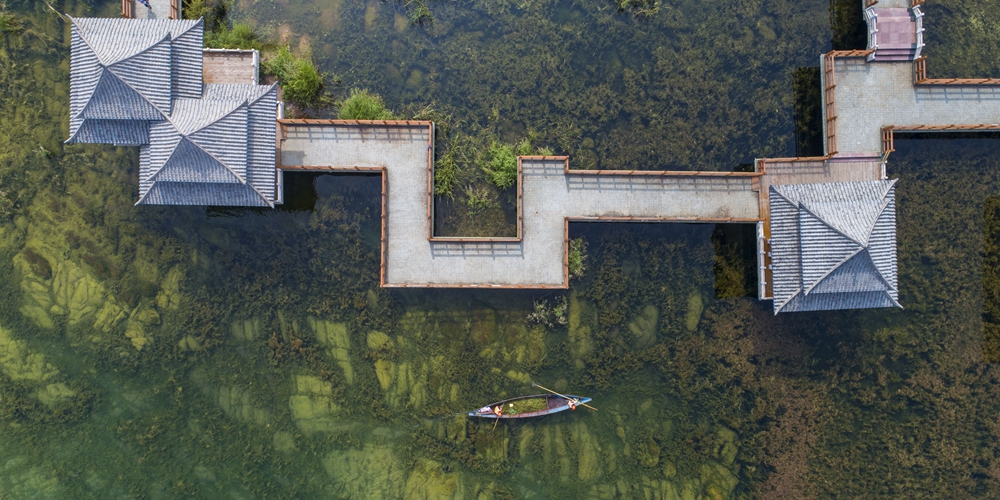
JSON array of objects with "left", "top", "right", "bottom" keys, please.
[{"left": 532, "top": 383, "right": 598, "bottom": 411}]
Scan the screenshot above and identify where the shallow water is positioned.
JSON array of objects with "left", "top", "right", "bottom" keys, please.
[{"left": 3, "top": 0, "right": 1000, "bottom": 498}]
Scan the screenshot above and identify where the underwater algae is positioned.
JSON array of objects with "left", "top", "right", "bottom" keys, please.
[{"left": 4, "top": 0, "right": 1000, "bottom": 499}]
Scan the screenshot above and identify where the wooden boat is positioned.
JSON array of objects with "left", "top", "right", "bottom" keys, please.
[{"left": 468, "top": 394, "right": 592, "bottom": 419}]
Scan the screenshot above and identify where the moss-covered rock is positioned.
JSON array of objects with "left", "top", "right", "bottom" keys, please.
[
  {"left": 323, "top": 444, "right": 406, "bottom": 499},
  {"left": 288, "top": 374, "right": 342, "bottom": 435},
  {"left": 628, "top": 304, "right": 659, "bottom": 350},
  {"left": 568, "top": 291, "right": 595, "bottom": 369},
  {"left": 309, "top": 316, "right": 354, "bottom": 384},
  {"left": 684, "top": 292, "right": 704, "bottom": 332},
  {"left": 404, "top": 458, "right": 465, "bottom": 500}
]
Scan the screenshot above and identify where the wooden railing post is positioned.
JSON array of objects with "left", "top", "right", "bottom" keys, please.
[
  {"left": 121, "top": 0, "right": 132, "bottom": 18},
  {"left": 171, "top": 0, "right": 180, "bottom": 19},
  {"left": 914, "top": 56, "right": 927, "bottom": 83}
]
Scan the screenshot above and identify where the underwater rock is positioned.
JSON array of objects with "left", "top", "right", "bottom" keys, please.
[
  {"left": 289, "top": 374, "right": 345, "bottom": 435},
  {"left": 230, "top": 317, "right": 263, "bottom": 342},
  {"left": 123, "top": 303, "right": 160, "bottom": 351},
  {"left": 473, "top": 425, "right": 509, "bottom": 464},
  {"left": 308, "top": 317, "right": 354, "bottom": 385},
  {"left": 685, "top": 293, "right": 704, "bottom": 332},
  {"left": 0, "top": 457, "right": 65, "bottom": 498},
  {"left": 35, "top": 382, "right": 76, "bottom": 408},
  {"left": 323, "top": 444, "right": 406, "bottom": 499},
  {"left": 371, "top": 352, "right": 431, "bottom": 410},
  {"left": 714, "top": 427, "right": 738, "bottom": 466},
  {"left": 639, "top": 435, "right": 660, "bottom": 468},
  {"left": 0, "top": 325, "right": 61, "bottom": 383},
  {"left": 155, "top": 265, "right": 183, "bottom": 311},
  {"left": 272, "top": 431, "right": 296, "bottom": 452},
  {"left": 571, "top": 420, "right": 603, "bottom": 481},
  {"left": 404, "top": 458, "right": 465, "bottom": 500},
  {"left": 531, "top": 424, "right": 577, "bottom": 482},
  {"left": 518, "top": 427, "right": 535, "bottom": 459},
  {"left": 367, "top": 330, "right": 392, "bottom": 350},
  {"left": 215, "top": 385, "right": 272, "bottom": 426},
  {"left": 568, "top": 291, "right": 595, "bottom": 369},
  {"left": 628, "top": 304, "right": 659, "bottom": 350},
  {"left": 505, "top": 370, "right": 531, "bottom": 384},
  {"left": 700, "top": 460, "right": 738, "bottom": 500}
]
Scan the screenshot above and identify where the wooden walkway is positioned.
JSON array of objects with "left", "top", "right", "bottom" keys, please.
[
  {"left": 278, "top": 121, "right": 759, "bottom": 288},
  {"left": 271, "top": 3, "right": 1000, "bottom": 292}
]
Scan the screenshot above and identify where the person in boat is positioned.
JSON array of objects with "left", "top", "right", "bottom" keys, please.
[
  {"left": 568, "top": 399, "right": 578, "bottom": 410},
  {"left": 493, "top": 405, "right": 503, "bottom": 417}
]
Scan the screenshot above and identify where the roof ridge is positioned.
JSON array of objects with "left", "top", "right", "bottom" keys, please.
[
  {"left": 184, "top": 134, "right": 247, "bottom": 184},
  {"left": 169, "top": 98, "right": 248, "bottom": 136},
  {"left": 79, "top": 68, "right": 166, "bottom": 120},
  {"left": 803, "top": 247, "right": 865, "bottom": 296},
  {"left": 247, "top": 83, "right": 278, "bottom": 106},
  {"left": 773, "top": 288, "right": 802, "bottom": 314},
  {"left": 798, "top": 201, "right": 865, "bottom": 246},
  {"left": 145, "top": 136, "right": 243, "bottom": 186},
  {"left": 107, "top": 32, "right": 172, "bottom": 70},
  {"left": 69, "top": 18, "right": 111, "bottom": 67},
  {"left": 860, "top": 198, "right": 892, "bottom": 246}
]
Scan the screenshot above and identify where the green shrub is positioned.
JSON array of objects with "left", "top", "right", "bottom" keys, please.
[
  {"left": 264, "top": 47, "right": 324, "bottom": 108},
  {"left": 205, "top": 23, "right": 261, "bottom": 50},
  {"left": 483, "top": 141, "right": 517, "bottom": 190},
  {"left": 568, "top": 237, "right": 587, "bottom": 279},
  {"left": 338, "top": 89, "right": 397, "bottom": 120},
  {"left": 0, "top": 11, "right": 23, "bottom": 36},
  {"left": 405, "top": 0, "right": 433, "bottom": 25}
]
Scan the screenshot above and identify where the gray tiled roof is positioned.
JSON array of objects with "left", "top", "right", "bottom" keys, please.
[
  {"left": 66, "top": 17, "right": 278, "bottom": 207},
  {"left": 769, "top": 180, "right": 900, "bottom": 314},
  {"left": 136, "top": 84, "right": 278, "bottom": 207}
]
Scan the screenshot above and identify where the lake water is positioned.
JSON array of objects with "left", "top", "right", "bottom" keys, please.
[{"left": 1, "top": 0, "right": 1000, "bottom": 498}]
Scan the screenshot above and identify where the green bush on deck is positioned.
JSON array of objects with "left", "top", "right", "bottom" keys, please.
[
  {"left": 263, "top": 47, "right": 324, "bottom": 108},
  {"left": 338, "top": 89, "right": 397, "bottom": 120}
]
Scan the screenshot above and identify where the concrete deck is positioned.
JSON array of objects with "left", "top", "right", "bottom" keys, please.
[
  {"left": 127, "top": 0, "right": 178, "bottom": 20},
  {"left": 203, "top": 50, "right": 258, "bottom": 85},
  {"left": 279, "top": 122, "right": 760, "bottom": 287},
  {"left": 826, "top": 58, "right": 1000, "bottom": 154}
]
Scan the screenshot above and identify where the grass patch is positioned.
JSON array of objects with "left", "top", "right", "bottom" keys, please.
[{"left": 338, "top": 88, "right": 397, "bottom": 120}]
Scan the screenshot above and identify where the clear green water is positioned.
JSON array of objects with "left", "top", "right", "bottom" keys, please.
[{"left": 3, "top": 0, "right": 1000, "bottom": 498}]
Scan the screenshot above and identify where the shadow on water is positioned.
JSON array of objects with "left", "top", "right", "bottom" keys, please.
[
  {"left": 829, "top": 0, "right": 869, "bottom": 50},
  {"left": 792, "top": 66, "right": 824, "bottom": 157}
]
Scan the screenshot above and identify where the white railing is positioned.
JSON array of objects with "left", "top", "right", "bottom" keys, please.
[
  {"left": 757, "top": 221, "right": 771, "bottom": 300},
  {"left": 865, "top": 8, "right": 879, "bottom": 61},
  {"left": 912, "top": 6, "right": 924, "bottom": 59}
]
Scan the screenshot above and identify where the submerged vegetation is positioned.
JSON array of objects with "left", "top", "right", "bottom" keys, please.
[
  {"left": 337, "top": 88, "right": 397, "bottom": 120},
  {"left": 2, "top": 0, "right": 1000, "bottom": 498}
]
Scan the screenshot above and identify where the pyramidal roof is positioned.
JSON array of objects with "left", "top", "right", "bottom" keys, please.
[
  {"left": 768, "top": 180, "right": 900, "bottom": 314},
  {"left": 66, "top": 16, "right": 277, "bottom": 207}
]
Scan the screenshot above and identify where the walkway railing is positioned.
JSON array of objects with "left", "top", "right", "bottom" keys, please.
[
  {"left": 913, "top": 56, "right": 1000, "bottom": 84},
  {"left": 824, "top": 50, "right": 874, "bottom": 156}
]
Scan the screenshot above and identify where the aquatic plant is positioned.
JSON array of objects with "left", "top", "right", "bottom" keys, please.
[
  {"left": 0, "top": 10, "right": 23, "bottom": 36},
  {"left": 984, "top": 197, "right": 1000, "bottom": 362},
  {"left": 205, "top": 23, "right": 262, "bottom": 51},
  {"left": 568, "top": 237, "right": 587, "bottom": 280},
  {"left": 338, "top": 88, "right": 397, "bottom": 120},
  {"left": 405, "top": 0, "right": 433, "bottom": 26},
  {"left": 526, "top": 296, "right": 568, "bottom": 327},
  {"left": 482, "top": 141, "right": 517, "bottom": 190},
  {"left": 612, "top": 0, "right": 661, "bottom": 17},
  {"left": 263, "top": 46, "right": 325, "bottom": 108},
  {"left": 183, "top": 0, "right": 230, "bottom": 32},
  {"left": 463, "top": 185, "right": 498, "bottom": 216}
]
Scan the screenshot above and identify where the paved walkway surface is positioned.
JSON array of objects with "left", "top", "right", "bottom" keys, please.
[
  {"left": 280, "top": 123, "right": 759, "bottom": 287},
  {"left": 826, "top": 57, "right": 1000, "bottom": 154},
  {"left": 130, "top": 0, "right": 175, "bottom": 20}
]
